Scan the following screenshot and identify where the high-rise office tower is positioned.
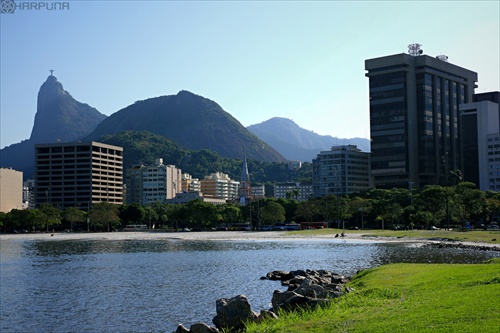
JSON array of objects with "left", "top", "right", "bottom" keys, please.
[
  {"left": 365, "top": 44, "right": 477, "bottom": 189},
  {"left": 35, "top": 141, "right": 123, "bottom": 209}
]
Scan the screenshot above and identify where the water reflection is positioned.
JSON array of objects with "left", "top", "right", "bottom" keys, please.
[{"left": 1, "top": 238, "right": 498, "bottom": 333}]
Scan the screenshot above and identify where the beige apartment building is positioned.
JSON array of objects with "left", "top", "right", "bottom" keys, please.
[
  {"left": 200, "top": 172, "right": 239, "bottom": 201},
  {"left": 0, "top": 168, "right": 23, "bottom": 212},
  {"left": 181, "top": 173, "right": 201, "bottom": 193}
]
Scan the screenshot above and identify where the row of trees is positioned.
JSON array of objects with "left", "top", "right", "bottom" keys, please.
[{"left": 1, "top": 182, "right": 499, "bottom": 233}]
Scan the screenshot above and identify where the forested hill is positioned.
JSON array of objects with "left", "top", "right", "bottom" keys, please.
[
  {"left": 85, "top": 90, "right": 285, "bottom": 163},
  {"left": 100, "top": 131, "right": 311, "bottom": 184}
]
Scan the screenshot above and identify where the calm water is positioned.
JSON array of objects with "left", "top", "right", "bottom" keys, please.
[{"left": 1, "top": 236, "right": 498, "bottom": 333}]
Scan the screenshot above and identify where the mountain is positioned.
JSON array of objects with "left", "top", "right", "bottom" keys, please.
[
  {"left": 247, "top": 117, "right": 370, "bottom": 162},
  {"left": 0, "top": 75, "right": 107, "bottom": 178},
  {"left": 29, "top": 75, "right": 107, "bottom": 143},
  {"left": 84, "top": 90, "right": 285, "bottom": 162}
]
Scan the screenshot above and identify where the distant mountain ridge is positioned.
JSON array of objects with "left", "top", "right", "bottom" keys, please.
[
  {"left": 0, "top": 75, "right": 107, "bottom": 178},
  {"left": 247, "top": 117, "right": 370, "bottom": 162},
  {"left": 1, "top": 75, "right": 370, "bottom": 180},
  {"left": 84, "top": 90, "right": 285, "bottom": 162}
]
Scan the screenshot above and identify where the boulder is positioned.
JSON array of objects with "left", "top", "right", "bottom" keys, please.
[
  {"left": 255, "top": 309, "right": 279, "bottom": 323},
  {"left": 294, "top": 284, "right": 329, "bottom": 299},
  {"left": 212, "top": 295, "right": 258, "bottom": 332},
  {"left": 263, "top": 270, "right": 292, "bottom": 281},
  {"left": 271, "top": 290, "right": 302, "bottom": 309},
  {"left": 267, "top": 269, "right": 350, "bottom": 313},
  {"left": 190, "top": 322, "right": 219, "bottom": 333},
  {"left": 175, "top": 324, "right": 190, "bottom": 333},
  {"left": 271, "top": 290, "right": 330, "bottom": 311}
]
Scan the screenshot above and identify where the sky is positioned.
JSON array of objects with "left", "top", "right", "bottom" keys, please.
[{"left": 1, "top": 1, "right": 499, "bottom": 149}]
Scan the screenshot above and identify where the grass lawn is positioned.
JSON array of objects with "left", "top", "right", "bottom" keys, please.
[
  {"left": 245, "top": 260, "right": 500, "bottom": 333},
  {"left": 287, "top": 228, "right": 500, "bottom": 244}
]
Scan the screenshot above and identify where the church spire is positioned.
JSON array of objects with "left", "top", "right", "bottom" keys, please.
[
  {"left": 240, "top": 156, "right": 249, "bottom": 182},
  {"left": 239, "top": 157, "right": 251, "bottom": 205}
]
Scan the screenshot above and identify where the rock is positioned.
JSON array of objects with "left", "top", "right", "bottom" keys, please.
[
  {"left": 271, "top": 290, "right": 301, "bottom": 309},
  {"left": 294, "top": 285, "right": 329, "bottom": 299},
  {"left": 190, "top": 322, "right": 219, "bottom": 333},
  {"left": 264, "top": 270, "right": 292, "bottom": 281},
  {"left": 256, "top": 310, "right": 279, "bottom": 323},
  {"left": 212, "top": 295, "right": 258, "bottom": 331},
  {"left": 175, "top": 324, "right": 190, "bottom": 333},
  {"left": 271, "top": 290, "right": 330, "bottom": 311},
  {"left": 265, "top": 269, "right": 350, "bottom": 313}
]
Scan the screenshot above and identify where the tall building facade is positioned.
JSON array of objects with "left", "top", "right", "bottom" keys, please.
[
  {"left": 0, "top": 168, "right": 23, "bottom": 212},
  {"left": 34, "top": 142, "right": 123, "bottom": 209},
  {"left": 312, "top": 145, "right": 371, "bottom": 196},
  {"left": 125, "top": 158, "right": 182, "bottom": 205},
  {"left": 365, "top": 44, "right": 477, "bottom": 189},
  {"left": 460, "top": 92, "right": 500, "bottom": 191}
]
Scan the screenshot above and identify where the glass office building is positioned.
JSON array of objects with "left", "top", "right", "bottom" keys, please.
[{"left": 365, "top": 46, "right": 477, "bottom": 189}]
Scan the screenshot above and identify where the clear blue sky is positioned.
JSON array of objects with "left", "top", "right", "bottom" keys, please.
[{"left": 1, "top": 1, "right": 499, "bottom": 149}]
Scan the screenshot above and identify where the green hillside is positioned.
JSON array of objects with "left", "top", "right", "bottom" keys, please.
[
  {"left": 86, "top": 91, "right": 285, "bottom": 162},
  {"left": 99, "top": 130, "right": 311, "bottom": 184}
]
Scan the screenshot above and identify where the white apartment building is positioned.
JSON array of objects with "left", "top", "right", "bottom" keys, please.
[
  {"left": 460, "top": 92, "right": 500, "bottom": 191},
  {"left": 200, "top": 172, "right": 239, "bottom": 201},
  {"left": 251, "top": 185, "right": 265, "bottom": 199},
  {"left": 274, "top": 182, "right": 313, "bottom": 201},
  {"left": 23, "top": 179, "right": 35, "bottom": 209},
  {"left": 125, "top": 158, "right": 182, "bottom": 205},
  {"left": 487, "top": 134, "right": 500, "bottom": 191}
]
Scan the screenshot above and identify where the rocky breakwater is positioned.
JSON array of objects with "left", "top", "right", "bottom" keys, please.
[{"left": 175, "top": 269, "right": 350, "bottom": 333}]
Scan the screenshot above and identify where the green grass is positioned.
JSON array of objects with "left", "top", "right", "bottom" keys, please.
[
  {"left": 286, "top": 228, "right": 500, "bottom": 244},
  {"left": 245, "top": 260, "right": 500, "bottom": 333}
]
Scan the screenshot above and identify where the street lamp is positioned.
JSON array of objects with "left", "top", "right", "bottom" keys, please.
[
  {"left": 358, "top": 208, "right": 364, "bottom": 230},
  {"left": 87, "top": 201, "right": 91, "bottom": 232},
  {"left": 45, "top": 188, "right": 50, "bottom": 232},
  {"left": 408, "top": 182, "right": 414, "bottom": 206}
]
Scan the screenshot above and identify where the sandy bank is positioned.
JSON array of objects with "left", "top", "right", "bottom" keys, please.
[
  {"left": 0, "top": 230, "right": 380, "bottom": 243},
  {"left": 1, "top": 231, "right": 499, "bottom": 250}
]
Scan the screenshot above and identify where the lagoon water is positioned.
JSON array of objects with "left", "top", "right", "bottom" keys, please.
[{"left": 1, "top": 236, "right": 498, "bottom": 333}]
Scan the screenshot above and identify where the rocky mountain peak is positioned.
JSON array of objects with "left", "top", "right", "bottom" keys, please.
[
  {"left": 35, "top": 75, "right": 69, "bottom": 114},
  {"left": 29, "top": 74, "right": 106, "bottom": 143}
]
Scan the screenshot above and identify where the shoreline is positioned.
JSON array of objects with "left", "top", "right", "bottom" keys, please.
[{"left": 1, "top": 230, "right": 499, "bottom": 250}]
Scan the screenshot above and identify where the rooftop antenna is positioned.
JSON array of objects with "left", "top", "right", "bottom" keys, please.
[{"left": 408, "top": 43, "right": 423, "bottom": 56}]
